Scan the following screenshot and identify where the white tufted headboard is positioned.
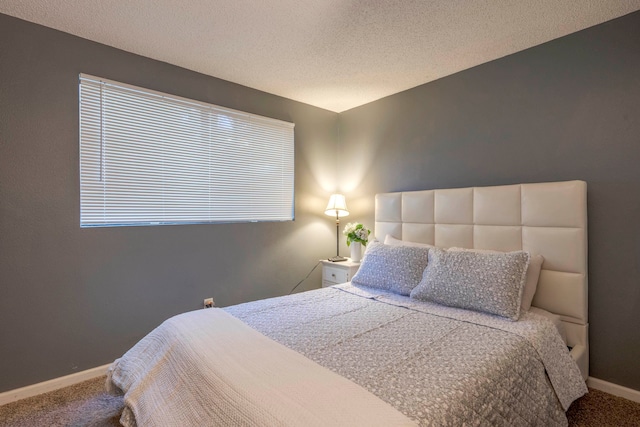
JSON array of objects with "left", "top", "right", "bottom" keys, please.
[{"left": 375, "top": 180, "right": 588, "bottom": 379}]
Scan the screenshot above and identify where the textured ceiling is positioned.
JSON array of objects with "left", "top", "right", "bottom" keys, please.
[{"left": 1, "top": 1, "right": 639, "bottom": 112}]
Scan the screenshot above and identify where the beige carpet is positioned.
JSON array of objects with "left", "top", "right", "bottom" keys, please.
[
  {"left": 1, "top": 376, "right": 639, "bottom": 426},
  {"left": 0, "top": 378, "right": 121, "bottom": 427}
]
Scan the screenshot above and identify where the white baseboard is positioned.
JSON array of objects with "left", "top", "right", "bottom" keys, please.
[
  {"left": 0, "top": 363, "right": 111, "bottom": 406},
  {"left": 588, "top": 376, "right": 640, "bottom": 403},
  {"left": 3, "top": 366, "right": 639, "bottom": 407}
]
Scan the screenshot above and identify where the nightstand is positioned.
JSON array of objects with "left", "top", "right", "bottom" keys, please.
[{"left": 321, "top": 259, "right": 360, "bottom": 287}]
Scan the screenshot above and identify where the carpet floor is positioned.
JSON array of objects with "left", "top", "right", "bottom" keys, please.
[{"left": 1, "top": 376, "right": 639, "bottom": 426}]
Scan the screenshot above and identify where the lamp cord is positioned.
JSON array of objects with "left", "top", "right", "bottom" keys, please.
[{"left": 288, "top": 261, "right": 322, "bottom": 295}]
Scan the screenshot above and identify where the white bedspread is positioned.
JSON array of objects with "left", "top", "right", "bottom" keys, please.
[{"left": 107, "top": 307, "right": 416, "bottom": 427}]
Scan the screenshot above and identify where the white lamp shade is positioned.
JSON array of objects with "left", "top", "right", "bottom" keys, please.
[{"left": 325, "top": 194, "right": 349, "bottom": 217}]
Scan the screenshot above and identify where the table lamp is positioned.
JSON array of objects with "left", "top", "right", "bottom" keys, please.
[{"left": 325, "top": 194, "right": 349, "bottom": 262}]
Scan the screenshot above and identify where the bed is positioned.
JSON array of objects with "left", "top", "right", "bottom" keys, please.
[{"left": 107, "top": 180, "right": 589, "bottom": 426}]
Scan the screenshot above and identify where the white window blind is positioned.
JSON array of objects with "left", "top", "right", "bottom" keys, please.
[{"left": 79, "top": 74, "right": 295, "bottom": 227}]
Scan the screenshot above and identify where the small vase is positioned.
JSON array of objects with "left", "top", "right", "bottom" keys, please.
[{"left": 350, "top": 242, "right": 362, "bottom": 262}]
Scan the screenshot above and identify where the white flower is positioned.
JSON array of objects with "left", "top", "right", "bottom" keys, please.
[
  {"left": 355, "top": 228, "right": 369, "bottom": 242},
  {"left": 343, "top": 222, "right": 370, "bottom": 246},
  {"left": 343, "top": 222, "right": 358, "bottom": 235}
]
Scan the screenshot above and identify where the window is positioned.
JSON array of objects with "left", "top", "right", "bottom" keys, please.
[{"left": 79, "top": 74, "right": 294, "bottom": 227}]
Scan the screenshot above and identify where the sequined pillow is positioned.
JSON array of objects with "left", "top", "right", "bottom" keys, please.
[
  {"left": 410, "top": 247, "right": 530, "bottom": 320},
  {"left": 351, "top": 242, "right": 430, "bottom": 296}
]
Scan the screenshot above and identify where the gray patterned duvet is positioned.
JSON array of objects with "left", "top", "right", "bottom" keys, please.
[{"left": 224, "top": 284, "right": 587, "bottom": 427}]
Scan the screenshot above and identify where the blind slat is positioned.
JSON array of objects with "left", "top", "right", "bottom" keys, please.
[{"left": 79, "top": 74, "right": 295, "bottom": 227}]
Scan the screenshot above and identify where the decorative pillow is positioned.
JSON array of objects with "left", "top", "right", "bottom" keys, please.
[
  {"left": 449, "top": 247, "right": 544, "bottom": 312},
  {"left": 384, "top": 234, "right": 434, "bottom": 249},
  {"left": 410, "top": 247, "right": 530, "bottom": 320},
  {"left": 351, "top": 241, "right": 430, "bottom": 296}
]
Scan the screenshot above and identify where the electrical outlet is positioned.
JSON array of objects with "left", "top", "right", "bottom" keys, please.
[{"left": 204, "top": 298, "right": 214, "bottom": 309}]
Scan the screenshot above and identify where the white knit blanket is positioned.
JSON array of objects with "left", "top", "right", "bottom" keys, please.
[{"left": 107, "top": 308, "right": 416, "bottom": 427}]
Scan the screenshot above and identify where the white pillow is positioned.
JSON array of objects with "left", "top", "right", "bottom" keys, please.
[
  {"left": 384, "top": 235, "right": 434, "bottom": 249},
  {"left": 522, "top": 254, "right": 544, "bottom": 311},
  {"left": 448, "top": 247, "right": 543, "bottom": 312}
]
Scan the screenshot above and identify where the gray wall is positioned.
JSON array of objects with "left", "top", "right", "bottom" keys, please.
[
  {"left": 2, "top": 9, "right": 640, "bottom": 394},
  {"left": 339, "top": 11, "right": 640, "bottom": 390},
  {"left": 0, "top": 14, "right": 341, "bottom": 392}
]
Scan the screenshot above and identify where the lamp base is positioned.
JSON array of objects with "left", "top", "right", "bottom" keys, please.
[{"left": 327, "top": 256, "right": 348, "bottom": 262}]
